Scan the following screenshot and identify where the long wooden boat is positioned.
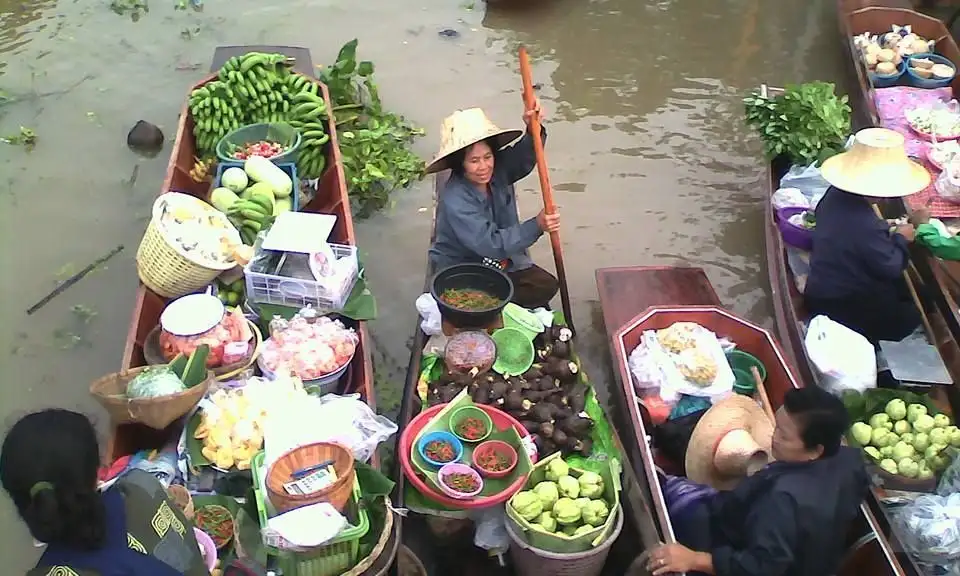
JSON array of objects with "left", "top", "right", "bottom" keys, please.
[
  {"left": 109, "top": 46, "right": 375, "bottom": 460},
  {"left": 105, "top": 46, "right": 394, "bottom": 575},
  {"left": 390, "top": 171, "right": 649, "bottom": 575},
  {"left": 596, "top": 266, "right": 896, "bottom": 576},
  {"left": 836, "top": 1, "right": 960, "bottom": 365}
]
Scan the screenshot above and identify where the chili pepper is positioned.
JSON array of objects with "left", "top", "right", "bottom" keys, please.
[
  {"left": 425, "top": 439, "right": 456, "bottom": 463},
  {"left": 478, "top": 450, "right": 511, "bottom": 471},
  {"left": 445, "top": 472, "right": 480, "bottom": 492},
  {"left": 457, "top": 416, "right": 488, "bottom": 440},
  {"left": 194, "top": 505, "right": 233, "bottom": 547},
  {"left": 440, "top": 288, "right": 501, "bottom": 311}
]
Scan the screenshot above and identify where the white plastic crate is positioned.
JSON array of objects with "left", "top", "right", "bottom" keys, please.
[{"left": 244, "top": 243, "right": 358, "bottom": 311}]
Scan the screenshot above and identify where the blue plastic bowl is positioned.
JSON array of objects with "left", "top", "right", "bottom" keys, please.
[
  {"left": 417, "top": 431, "right": 464, "bottom": 468},
  {"left": 870, "top": 58, "right": 906, "bottom": 88},
  {"left": 906, "top": 53, "right": 956, "bottom": 89}
]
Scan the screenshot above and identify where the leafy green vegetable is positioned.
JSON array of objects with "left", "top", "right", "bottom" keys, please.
[
  {"left": 743, "top": 82, "right": 851, "bottom": 166},
  {"left": 320, "top": 40, "right": 426, "bottom": 218}
]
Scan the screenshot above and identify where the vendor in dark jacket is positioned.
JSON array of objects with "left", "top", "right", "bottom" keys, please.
[
  {"left": 803, "top": 127, "right": 931, "bottom": 344},
  {"left": 647, "top": 386, "right": 869, "bottom": 576},
  {"left": 426, "top": 102, "right": 560, "bottom": 309}
]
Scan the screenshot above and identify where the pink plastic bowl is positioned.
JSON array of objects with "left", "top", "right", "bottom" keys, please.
[
  {"left": 437, "top": 462, "right": 484, "bottom": 499},
  {"left": 194, "top": 527, "right": 217, "bottom": 571}
]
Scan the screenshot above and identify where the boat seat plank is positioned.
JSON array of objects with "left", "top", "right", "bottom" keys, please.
[{"left": 210, "top": 46, "right": 315, "bottom": 76}]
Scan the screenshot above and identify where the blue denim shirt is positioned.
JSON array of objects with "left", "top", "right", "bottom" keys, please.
[
  {"left": 429, "top": 127, "right": 546, "bottom": 272},
  {"left": 805, "top": 186, "right": 909, "bottom": 299}
]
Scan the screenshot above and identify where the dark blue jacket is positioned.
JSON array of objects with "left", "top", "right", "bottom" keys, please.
[
  {"left": 429, "top": 127, "right": 546, "bottom": 272},
  {"left": 805, "top": 187, "right": 910, "bottom": 300},
  {"left": 707, "top": 447, "right": 869, "bottom": 576}
]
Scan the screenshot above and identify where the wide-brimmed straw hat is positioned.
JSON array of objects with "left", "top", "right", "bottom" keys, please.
[
  {"left": 685, "top": 395, "right": 774, "bottom": 490},
  {"left": 425, "top": 108, "right": 523, "bottom": 174},
  {"left": 820, "top": 127, "right": 930, "bottom": 198}
]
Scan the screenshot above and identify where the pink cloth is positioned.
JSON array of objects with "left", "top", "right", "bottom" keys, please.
[{"left": 873, "top": 86, "right": 960, "bottom": 217}]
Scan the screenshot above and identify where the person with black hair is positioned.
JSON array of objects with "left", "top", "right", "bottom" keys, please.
[
  {"left": 1, "top": 409, "right": 208, "bottom": 575},
  {"left": 425, "top": 101, "right": 560, "bottom": 309},
  {"left": 647, "top": 386, "right": 869, "bottom": 576}
]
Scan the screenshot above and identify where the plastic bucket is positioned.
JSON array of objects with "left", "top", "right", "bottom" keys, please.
[
  {"left": 727, "top": 350, "right": 766, "bottom": 381},
  {"left": 216, "top": 122, "right": 302, "bottom": 165},
  {"left": 502, "top": 303, "right": 544, "bottom": 341},
  {"left": 431, "top": 264, "right": 513, "bottom": 329},
  {"left": 505, "top": 505, "right": 623, "bottom": 576},
  {"left": 732, "top": 368, "right": 758, "bottom": 396}
]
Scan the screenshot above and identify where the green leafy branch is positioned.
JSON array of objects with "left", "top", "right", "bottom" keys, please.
[
  {"left": 743, "top": 82, "right": 851, "bottom": 166},
  {"left": 320, "top": 39, "right": 425, "bottom": 219}
]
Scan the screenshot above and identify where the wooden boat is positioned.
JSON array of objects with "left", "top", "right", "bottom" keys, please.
[
  {"left": 390, "top": 171, "right": 649, "bottom": 575},
  {"left": 106, "top": 46, "right": 394, "bottom": 575},
  {"left": 595, "top": 266, "right": 897, "bottom": 576},
  {"left": 835, "top": 1, "right": 960, "bottom": 366}
]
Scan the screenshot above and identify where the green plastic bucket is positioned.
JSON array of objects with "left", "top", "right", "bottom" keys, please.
[
  {"left": 491, "top": 327, "right": 535, "bottom": 376},
  {"left": 501, "top": 303, "right": 544, "bottom": 341},
  {"left": 216, "top": 122, "right": 302, "bottom": 164},
  {"left": 727, "top": 350, "right": 766, "bottom": 381},
  {"left": 732, "top": 368, "right": 757, "bottom": 396}
]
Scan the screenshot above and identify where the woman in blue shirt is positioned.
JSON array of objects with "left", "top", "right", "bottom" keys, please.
[{"left": 426, "top": 102, "right": 561, "bottom": 309}]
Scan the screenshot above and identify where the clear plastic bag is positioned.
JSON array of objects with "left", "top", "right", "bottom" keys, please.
[
  {"left": 772, "top": 188, "right": 810, "bottom": 211},
  {"left": 894, "top": 493, "right": 960, "bottom": 563},
  {"left": 937, "top": 154, "right": 960, "bottom": 204},
  {"left": 780, "top": 163, "right": 829, "bottom": 209}
]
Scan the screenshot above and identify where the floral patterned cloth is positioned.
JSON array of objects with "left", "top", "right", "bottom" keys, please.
[{"left": 873, "top": 86, "right": 960, "bottom": 217}]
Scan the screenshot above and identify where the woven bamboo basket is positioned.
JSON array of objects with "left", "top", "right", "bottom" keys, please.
[
  {"left": 136, "top": 192, "right": 240, "bottom": 298},
  {"left": 90, "top": 366, "right": 212, "bottom": 429},
  {"left": 266, "top": 442, "right": 355, "bottom": 513},
  {"left": 167, "top": 484, "right": 195, "bottom": 521}
]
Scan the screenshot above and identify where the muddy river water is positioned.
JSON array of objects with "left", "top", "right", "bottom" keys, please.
[{"left": 1, "top": 0, "right": 849, "bottom": 569}]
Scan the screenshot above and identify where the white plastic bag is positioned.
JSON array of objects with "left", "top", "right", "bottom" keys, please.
[
  {"left": 894, "top": 493, "right": 960, "bottom": 563},
  {"left": 936, "top": 154, "right": 960, "bottom": 203},
  {"left": 804, "top": 315, "right": 877, "bottom": 395},
  {"left": 780, "top": 163, "right": 829, "bottom": 209},
  {"left": 630, "top": 328, "right": 734, "bottom": 404},
  {"left": 416, "top": 293, "right": 442, "bottom": 336},
  {"left": 473, "top": 507, "right": 509, "bottom": 553},
  {"left": 772, "top": 188, "right": 810, "bottom": 211}
]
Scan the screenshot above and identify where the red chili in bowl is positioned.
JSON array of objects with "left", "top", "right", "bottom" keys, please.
[
  {"left": 445, "top": 472, "right": 480, "bottom": 492},
  {"left": 232, "top": 140, "right": 286, "bottom": 160},
  {"left": 425, "top": 440, "right": 456, "bottom": 463},
  {"left": 457, "top": 417, "right": 488, "bottom": 440},
  {"left": 477, "top": 450, "right": 511, "bottom": 472}
]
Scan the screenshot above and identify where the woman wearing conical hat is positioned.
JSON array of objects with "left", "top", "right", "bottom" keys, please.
[
  {"left": 804, "top": 128, "right": 930, "bottom": 345},
  {"left": 426, "top": 100, "right": 561, "bottom": 309}
]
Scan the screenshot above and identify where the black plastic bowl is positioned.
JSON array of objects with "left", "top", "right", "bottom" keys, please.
[{"left": 431, "top": 264, "right": 514, "bottom": 329}]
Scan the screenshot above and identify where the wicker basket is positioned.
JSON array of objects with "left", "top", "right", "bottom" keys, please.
[
  {"left": 505, "top": 506, "right": 624, "bottom": 576},
  {"left": 136, "top": 192, "right": 240, "bottom": 298},
  {"left": 167, "top": 484, "right": 195, "bottom": 521},
  {"left": 89, "top": 366, "right": 212, "bottom": 429},
  {"left": 266, "top": 442, "right": 355, "bottom": 513}
]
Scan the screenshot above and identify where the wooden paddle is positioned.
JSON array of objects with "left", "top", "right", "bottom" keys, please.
[
  {"left": 518, "top": 46, "right": 575, "bottom": 331},
  {"left": 872, "top": 203, "right": 936, "bottom": 342}
]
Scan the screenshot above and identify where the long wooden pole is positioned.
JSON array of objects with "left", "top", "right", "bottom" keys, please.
[
  {"left": 872, "top": 203, "right": 935, "bottom": 342},
  {"left": 518, "top": 46, "right": 574, "bottom": 331}
]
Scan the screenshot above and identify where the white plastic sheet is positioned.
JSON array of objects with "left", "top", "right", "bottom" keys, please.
[{"left": 416, "top": 293, "right": 443, "bottom": 336}]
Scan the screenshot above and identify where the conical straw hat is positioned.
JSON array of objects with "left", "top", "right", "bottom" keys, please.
[
  {"left": 685, "top": 395, "right": 774, "bottom": 490},
  {"left": 425, "top": 108, "right": 523, "bottom": 174},
  {"left": 820, "top": 127, "right": 930, "bottom": 198}
]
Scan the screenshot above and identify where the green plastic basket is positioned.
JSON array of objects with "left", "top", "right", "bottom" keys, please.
[
  {"left": 727, "top": 350, "right": 766, "bottom": 381},
  {"left": 732, "top": 368, "right": 757, "bottom": 396},
  {"left": 251, "top": 451, "right": 369, "bottom": 576},
  {"left": 492, "top": 327, "right": 535, "bottom": 376},
  {"left": 502, "top": 303, "right": 544, "bottom": 341},
  {"left": 216, "top": 122, "right": 302, "bottom": 165}
]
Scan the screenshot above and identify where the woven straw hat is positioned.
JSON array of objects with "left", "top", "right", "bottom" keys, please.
[
  {"left": 425, "top": 108, "right": 523, "bottom": 174},
  {"left": 820, "top": 127, "right": 930, "bottom": 198},
  {"left": 685, "top": 395, "right": 774, "bottom": 490}
]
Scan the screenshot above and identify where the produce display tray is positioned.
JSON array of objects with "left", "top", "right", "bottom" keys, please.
[{"left": 401, "top": 391, "right": 533, "bottom": 509}]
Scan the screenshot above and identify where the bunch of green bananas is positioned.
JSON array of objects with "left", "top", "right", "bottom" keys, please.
[
  {"left": 285, "top": 78, "right": 329, "bottom": 179},
  {"left": 225, "top": 191, "right": 274, "bottom": 246},
  {"left": 189, "top": 51, "right": 331, "bottom": 178},
  {"left": 189, "top": 80, "right": 242, "bottom": 154}
]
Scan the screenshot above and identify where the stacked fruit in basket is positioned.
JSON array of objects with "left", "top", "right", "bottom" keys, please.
[
  {"left": 189, "top": 52, "right": 330, "bottom": 179},
  {"left": 850, "top": 399, "right": 960, "bottom": 480},
  {"left": 209, "top": 159, "right": 294, "bottom": 245}
]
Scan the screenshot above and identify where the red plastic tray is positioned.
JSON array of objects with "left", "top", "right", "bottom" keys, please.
[{"left": 400, "top": 403, "right": 531, "bottom": 509}]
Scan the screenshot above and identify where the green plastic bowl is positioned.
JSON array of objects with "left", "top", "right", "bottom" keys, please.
[
  {"left": 732, "top": 368, "right": 758, "bottom": 396},
  {"left": 216, "top": 122, "right": 302, "bottom": 165},
  {"left": 502, "top": 303, "right": 544, "bottom": 341},
  {"left": 727, "top": 350, "right": 766, "bottom": 381},
  {"left": 450, "top": 405, "right": 493, "bottom": 443},
  {"left": 491, "top": 327, "right": 535, "bottom": 376}
]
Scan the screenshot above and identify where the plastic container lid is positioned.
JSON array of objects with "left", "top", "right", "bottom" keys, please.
[
  {"left": 491, "top": 328, "right": 535, "bottom": 376},
  {"left": 160, "top": 293, "right": 224, "bottom": 336},
  {"left": 443, "top": 330, "right": 497, "bottom": 374}
]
